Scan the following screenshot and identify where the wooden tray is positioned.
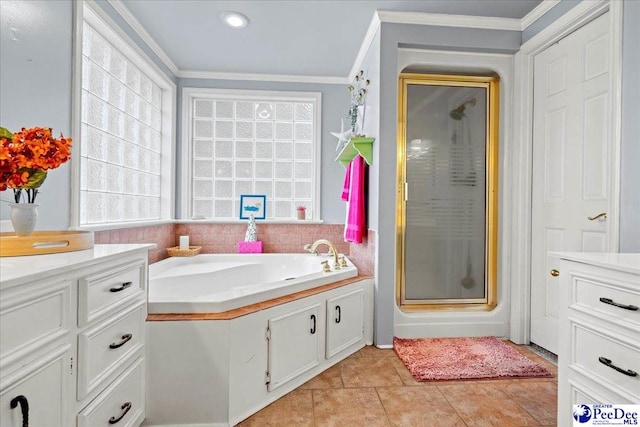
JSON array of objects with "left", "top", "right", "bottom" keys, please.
[
  {"left": 166, "top": 246, "right": 202, "bottom": 257},
  {"left": 0, "top": 231, "right": 94, "bottom": 257}
]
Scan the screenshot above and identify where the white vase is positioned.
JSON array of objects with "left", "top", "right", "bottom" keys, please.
[{"left": 10, "top": 203, "right": 39, "bottom": 236}]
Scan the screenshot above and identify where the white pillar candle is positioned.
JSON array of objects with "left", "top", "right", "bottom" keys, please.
[{"left": 179, "top": 235, "right": 189, "bottom": 250}]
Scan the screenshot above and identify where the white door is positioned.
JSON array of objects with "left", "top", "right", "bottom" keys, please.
[
  {"left": 530, "top": 13, "right": 611, "bottom": 354},
  {"left": 267, "top": 303, "right": 321, "bottom": 391},
  {"left": 326, "top": 289, "right": 364, "bottom": 358}
]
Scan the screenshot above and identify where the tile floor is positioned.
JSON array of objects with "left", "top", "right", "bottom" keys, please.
[{"left": 238, "top": 342, "right": 558, "bottom": 427}]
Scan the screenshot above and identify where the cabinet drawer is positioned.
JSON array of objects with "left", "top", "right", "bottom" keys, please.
[
  {"left": 572, "top": 323, "right": 640, "bottom": 399},
  {"left": 571, "top": 275, "right": 640, "bottom": 327},
  {"left": 0, "top": 280, "right": 71, "bottom": 367},
  {"left": 79, "top": 262, "right": 145, "bottom": 326},
  {"left": 78, "top": 301, "right": 145, "bottom": 400},
  {"left": 78, "top": 357, "right": 145, "bottom": 427},
  {"left": 0, "top": 345, "right": 70, "bottom": 427}
]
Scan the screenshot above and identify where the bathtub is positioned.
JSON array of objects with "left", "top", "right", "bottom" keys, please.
[{"left": 148, "top": 253, "right": 358, "bottom": 314}]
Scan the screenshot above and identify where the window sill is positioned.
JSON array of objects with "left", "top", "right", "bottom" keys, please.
[
  {"left": 176, "top": 219, "right": 325, "bottom": 225},
  {"left": 73, "top": 218, "right": 328, "bottom": 232},
  {"left": 74, "top": 219, "right": 175, "bottom": 232}
]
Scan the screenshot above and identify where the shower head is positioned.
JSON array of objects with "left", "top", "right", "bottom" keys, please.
[{"left": 449, "top": 98, "right": 477, "bottom": 121}]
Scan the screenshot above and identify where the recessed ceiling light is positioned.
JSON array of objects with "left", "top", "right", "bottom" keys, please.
[{"left": 220, "top": 11, "right": 249, "bottom": 29}]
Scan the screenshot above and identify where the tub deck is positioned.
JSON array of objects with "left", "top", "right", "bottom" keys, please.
[{"left": 147, "top": 275, "right": 372, "bottom": 321}]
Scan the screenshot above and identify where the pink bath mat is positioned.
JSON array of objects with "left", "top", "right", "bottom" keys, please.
[{"left": 393, "top": 336, "right": 553, "bottom": 381}]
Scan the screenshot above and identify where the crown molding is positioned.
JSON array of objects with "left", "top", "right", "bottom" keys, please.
[
  {"left": 107, "top": 0, "right": 180, "bottom": 76},
  {"left": 376, "top": 10, "right": 522, "bottom": 31},
  {"left": 106, "top": 2, "right": 564, "bottom": 86},
  {"left": 348, "top": 8, "right": 530, "bottom": 82},
  {"left": 177, "top": 70, "right": 349, "bottom": 85},
  {"left": 348, "top": 11, "right": 382, "bottom": 81},
  {"left": 520, "top": 0, "right": 562, "bottom": 30}
]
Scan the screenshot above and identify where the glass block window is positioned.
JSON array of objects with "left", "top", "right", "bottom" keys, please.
[
  {"left": 186, "top": 90, "right": 320, "bottom": 220},
  {"left": 78, "top": 8, "right": 172, "bottom": 225}
]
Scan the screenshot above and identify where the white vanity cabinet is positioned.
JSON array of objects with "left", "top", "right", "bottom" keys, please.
[
  {"left": 0, "top": 345, "right": 71, "bottom": 427},
  {"left": 554, "top": 253, "right": 640, "bottom": 426},
  {"left": 0, "top": 244, "right": 153, "bottom": 427}
]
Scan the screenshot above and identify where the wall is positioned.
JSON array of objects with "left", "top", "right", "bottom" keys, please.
[
  {"left": 176, "top": 78, "right": 349, "bottom": 223},
  {"left": 351, "top": 28, "right": 381, "bottom": 340},
  {"left": 371, "top": 23, "right": 521, "bottom": 346},
  {"left": 0, "top": 0, "right": 176, "bottom": 229},
  {"left": 521, "top": 0, "right": 581, "bottom": 43},
  {"left": 619, "top": 0, "right": 640, "bottom": 252},
  {"left": 0, "top": 0, "right": 73, "bottom": 229}
]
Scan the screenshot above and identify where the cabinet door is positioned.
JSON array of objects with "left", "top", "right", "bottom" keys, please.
[
  {"left": 267, "top": 303, "right": 321, "bottom": 391},
  {"left": 0, "top": 345, "right": 70, "bottom": 427},
  {"left": 326, "top": 289, "right": 364, "bottom": 358}
]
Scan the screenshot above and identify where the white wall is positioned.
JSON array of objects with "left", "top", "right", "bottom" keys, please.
[
  {"left": 619, "top": 0, "right": 640, "bottom": 252},
  {"left": 0, "top": 0, "right": 73, "bottom": 229}
]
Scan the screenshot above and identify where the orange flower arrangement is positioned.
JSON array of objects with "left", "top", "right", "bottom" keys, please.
[{"left": 0, "top": 126, "right": 72, "bottom": 203}]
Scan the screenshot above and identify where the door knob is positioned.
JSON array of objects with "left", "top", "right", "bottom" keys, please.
[
  {"left": 587, "top": 212, "right": 607, "bottom": 221},
  {"left": 550, "top": 269, "right": 559, "bottom": 277}
]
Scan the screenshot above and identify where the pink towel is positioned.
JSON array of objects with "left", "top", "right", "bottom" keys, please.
[
  {"left": 341, "top": 161, "right": 351, "bottom": 201},
  {"left": 344, "top": 155, "right": 366, "bottom": 243}
]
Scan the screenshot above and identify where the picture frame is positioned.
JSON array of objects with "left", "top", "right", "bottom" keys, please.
[{"left": 239, "top": 194, "right": 266, "bottom": 220}]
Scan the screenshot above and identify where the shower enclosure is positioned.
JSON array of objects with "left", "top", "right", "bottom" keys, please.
[{"left": 396, "top": 74, "right": 499, "bottom": 310}]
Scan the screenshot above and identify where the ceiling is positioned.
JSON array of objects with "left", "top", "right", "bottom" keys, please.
[{"left": 119, "top": 0, "right": 542, "bottom": 78}]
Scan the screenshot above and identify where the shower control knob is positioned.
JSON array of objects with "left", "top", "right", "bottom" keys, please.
[{"left": 550, "top": 269, "right": 560, "bottom": 277}]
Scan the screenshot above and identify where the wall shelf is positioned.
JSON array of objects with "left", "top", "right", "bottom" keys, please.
[{"left": 335, "top": 137, "right": 374, "bottom": 168}]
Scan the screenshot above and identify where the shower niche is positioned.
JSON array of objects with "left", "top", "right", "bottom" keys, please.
[{"left": 396, "top": 73, "right": 499, "bottom": 310}]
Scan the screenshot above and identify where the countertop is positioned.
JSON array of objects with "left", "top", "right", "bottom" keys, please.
[
  {"left": 0, "top": 244, "right": 156, "bottom": 289},
  {"left": 550, "top": 252, "right": 640, "bottom": 275}
]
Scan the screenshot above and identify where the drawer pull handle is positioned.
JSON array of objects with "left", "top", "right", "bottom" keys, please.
[
  {"left": 335, "top": 305, "right": 342, "bottom": 324},
  {"left": 10, "top": 395, "right": 29, "bottom": 427},
  {"left": 110, "top": 282, "right": 132, "bottom": 292},
  {"left": 550, "top": 269, "right": 559, "bottom": 277},
  {"left": 108, "top": 402, "right": 132, "bottom": 424},
  {"left": 599, "top": 297, "right": 639, "bottom": 311},
  {"left": 109, "top": 334, "right": 133, "bottom": 349},
  {"left": 310, "top": 314, "right": 316, "bottom": 334},
  {"left": 598, "top": 357, "right": 638, "bottom": 377}
]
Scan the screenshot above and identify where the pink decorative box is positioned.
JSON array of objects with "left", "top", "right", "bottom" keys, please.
[{"left": 238, "top": 241, "right": 263, "bottom": 253}]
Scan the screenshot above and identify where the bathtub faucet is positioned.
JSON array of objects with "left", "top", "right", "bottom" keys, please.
[{"left": 304, "top": 239, "right": 340, "bottom": 270}]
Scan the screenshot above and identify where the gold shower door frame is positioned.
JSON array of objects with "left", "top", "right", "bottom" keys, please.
[{"left": 396, "top": 73, "right": 499, "bottom": 311}]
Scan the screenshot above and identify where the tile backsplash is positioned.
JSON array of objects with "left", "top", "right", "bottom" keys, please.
[{"left": 94, "top": 223, "right": 375, "bottom": 274}]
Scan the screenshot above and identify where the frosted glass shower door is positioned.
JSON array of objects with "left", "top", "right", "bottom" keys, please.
[{"left": 397, "top": 74, "right": 498, "bottom": 309}]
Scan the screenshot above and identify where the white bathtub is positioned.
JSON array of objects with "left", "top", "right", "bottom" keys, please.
[{"left": 148, "top": 253, "right": 358, "bottom": 313}]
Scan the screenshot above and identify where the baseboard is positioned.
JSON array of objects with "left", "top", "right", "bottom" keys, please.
[
  {"left": 394, "top": 322, "right": 507, "bottom": 339},
  {"left": 375, "top": 344, "right": 393, "bottom": 349},
  {"left": 142, "top": 423, "right": 228, "bottom": 427}
]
